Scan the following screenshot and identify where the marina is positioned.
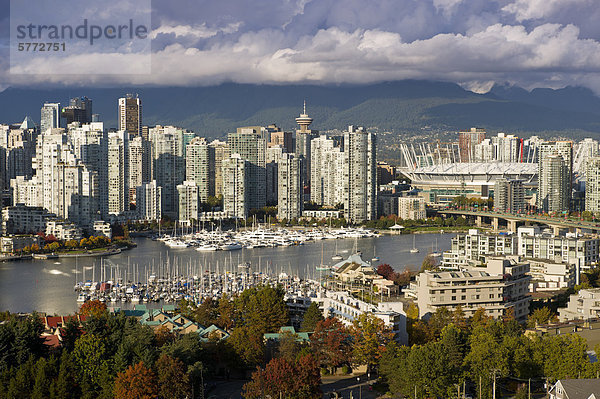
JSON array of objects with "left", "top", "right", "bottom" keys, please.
[{"left": 0, "top": 232, "right": 453, "bottom": 314}]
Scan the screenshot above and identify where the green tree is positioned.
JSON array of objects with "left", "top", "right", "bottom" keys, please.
[
  {"left": 73, "top": 333, "right": 109, "bottom": 392},
  {"left": 52, "top": 351, "right": 80, "bottom": 399},
  {"left": 228, "top": 326, "right": 265, "bottom": 368},
  {"left": 235, "top": 285, "right": 289, "bottom": 333},
  {"left": 527, "top": 306, "right": 557, "bottom": 328},
  {"left": 300, "top": 302, "right": 324, "bottom": 332}
]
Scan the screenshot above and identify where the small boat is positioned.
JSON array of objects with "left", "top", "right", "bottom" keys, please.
[
  {"left": 196, "top": 244, "right": 218, "bottom": 252},
  {"left": 76, "top": 294, "right": 87, "bottom": 302},
  {"left": 431, "top": 238, "right": 442, "bottom": 257},
  {"left": 316, "top": 265, "right": 331, "bottom": 271},
  {"left": 332, "top": 254, "right": 343, "bottom": 260},
  {"left": 372, "top": 247, "right": 379, "bottom": 262},
  {"left": 410, "top": 235, "right": 419, "bottom": 253}
]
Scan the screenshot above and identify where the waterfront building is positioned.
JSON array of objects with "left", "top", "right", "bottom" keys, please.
[
  {"left": 40, "top": 102, "right": 61, "bottom": 134},
  {"left": 186, "top": 137, "right": 215, "bottom": 202},
  {"left": 441, "top": 229, "right": 518, "bottom": 269},
  {"left": 222, "top": 154, "right": 247, "bottom": 219},
  {"left": 458, "top": 127, "right": 486, "bottom": 162},
  {"left": 266, "top": 145, "right": 284, "bottom": 205},
  {"left": 310, "top": 135, "right": 344, "bottom": 207},
  {"left": 559, "top": 288, "right": 600, "bottom": 321},
  {"left": 136, "top": 180, "right": 162, "bottom": 221},
  {"left": 277, "top": 153, "right": 303, "bottom": 220},
  {"left": 410, "top": 257, "right": 531, "bottom": 321},
  {"left": 45, "top": 220, "right": 83, "bottom": 241},
  {"left": 397, "top": 197, "right": 426, "bottom": 220},
  {"left": 494, "top": 178, "right": 525, "bottom": 213},
  {"left": 128, "top": 136, "right": 147, "bottom": 204},
  {"left": 107, "top": 131, "right": 129, "bottom": 215},
  {"left": 177, "top": 180, "right": 199, "bottom": 225},
  {"left": 118, "top": 94, "right": 142, "bottom": 136},
  {"left": 518, "top": 233, "right": 599, "bottom": 269},
  {"left": 585, "top": 157, "right": 600, "bottom": 213},
  {"left": 1, "top": 204, "right": 50, "bottom": 235},
  {"left": 537, "top": 141, "right": 573, "bottom": 213},
  {"left": 343, "top": 126, "right": 377, "bottom": 223},
  {"left": 228, "top": 127, "right": 266, "bottom": 211},
  {"left": 92, "top": 220, "right": 112, "bottom": 239},
  {"left": 0, "top": 235, "right": 43, "bottom": 253}
]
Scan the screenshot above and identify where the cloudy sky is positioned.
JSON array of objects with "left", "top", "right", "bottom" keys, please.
[{"left": 2, "top": 0, "right": 600, "bottom": 93}]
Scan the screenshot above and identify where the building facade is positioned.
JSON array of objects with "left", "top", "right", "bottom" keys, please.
[{"left": 343, "top": 126, "right": 377, "bottom": 223}]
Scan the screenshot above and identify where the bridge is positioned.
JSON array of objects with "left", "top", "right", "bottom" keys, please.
[{"left": 438, "top": 210, "right": 600, "bottom": 235}]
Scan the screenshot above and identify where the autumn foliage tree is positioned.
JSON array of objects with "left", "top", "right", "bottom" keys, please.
[
  {"left": 311, "top": 317, "right": 352, "bottom": 372},
  {"left": 78, "top": 300, "right": 108, "bottom": 319},
  {"left": 351, "top": 313, "right": 394, "bottom": 370},
  {"left": 155, "top": 354, "right": 191, "bottom": 399},
  {"left": 242, "top": 354, "right": 321, "bottom": 399},
  {"left": 113, "top": 361, "right": 157, "bottom": 399}
]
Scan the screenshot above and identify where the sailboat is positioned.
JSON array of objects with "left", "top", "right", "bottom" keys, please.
[
  {"left": 372, "top": 247, "right": 380, "bottom": 262},
  {"left": 410, "top": 235, "right": 419, "bottom": 253},
  {"left": 332, "top": 240, "right": 343, "bottom": 260},
  {"left": 431, "top": 238, "right": 441, "bottom": 257},
  {"left": 316, "top": 242, "right": 331, "bottom": 271}
]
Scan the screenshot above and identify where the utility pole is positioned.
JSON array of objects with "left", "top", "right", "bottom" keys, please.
[
  {"left": 479, "top": 376, "right": 482, "bottom": 399},
  {"left": 492, "top": 370, "right": 496, "bottom": 399}
]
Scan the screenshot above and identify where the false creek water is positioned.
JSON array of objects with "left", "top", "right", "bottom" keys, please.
[{"left": 0, "top": 233, "right": 453, "bottom": 314}]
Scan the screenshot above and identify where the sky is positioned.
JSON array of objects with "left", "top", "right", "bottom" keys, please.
[{"left": 2, "top": 0, "right": 600, "bottom": 93}]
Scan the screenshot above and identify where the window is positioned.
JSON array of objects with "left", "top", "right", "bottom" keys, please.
[{"left": 452, "top": 296, "right": 456, "bottom": 301}]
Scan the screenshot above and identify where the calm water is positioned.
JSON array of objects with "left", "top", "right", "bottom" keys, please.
[{"left": 0, "top": 233, "right": 453, "bottom": 314}]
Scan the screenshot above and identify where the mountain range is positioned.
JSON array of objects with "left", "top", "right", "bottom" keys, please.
[{"left": 1, "top": 80, "right": 599, "bottom": 138}]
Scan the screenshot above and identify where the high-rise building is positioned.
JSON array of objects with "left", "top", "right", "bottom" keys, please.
[
  {"left": 537, "top": 141, "right": 573, "bottom": 213},
  {"left": 149, "top": 126, "right": 185, "bottom": 217},
  {"left": 62, "top": 96, "right": 92, "bottom": 126},
  {"left": 107, "top": 131, "right": 129, "bottom": 215},
  {"left": 40, "top": 102, "right": 61, "bottom": 134},
  {"left": 118, "top": 94, "right": 142, "bottom": 136},
  {"left": 277, "top": 153, "right": 303, "bottom": 220},
  {"left": 222, "top": 154, "right": 247, "bottom": 219},
  {"left": 266, "top": 145, "right": 285, "bottom": 205},
  {"left": 585, "top": 157, "right": 600, "bottom": 213},
  {"left": 268, "top": 124, "right": 294, "bottom": 152},
  {"left": 398, "top": 197, "right": 426, "bottom": 220},
  {"left": 128, "top": 136, "right": 146, "bottom": 204},
  {"left": 295, "top": 102, "right": 318, "bottom": 188},
  {"left": 177, "top": 180, "right": 199, "bottom": 225},
  {"left": 53, "top": 162, "right": 99, "bottom": 227},
  {"left": 136, "top": 181, "right": 162, "bottom": 221},
  {"left": 343, "top": 126, "right": 377, "bottom": 223},
  {"left": 186, "top": 137, "right": 215, "bottom": 202},
  {"left": 458, "top": 127, "right": 486, "bottom": 162},
  {"left": 228, "top": 127, "right": 266, "bottom": 210},
  {"left": 210, "top": 140, "right": 230, "bottom": 198},
  {"left": 310, "top": 135, "right": 344, "bottom": 207},
  {"left": 494, "top": 178, "right": 525, "bottom": 213}
]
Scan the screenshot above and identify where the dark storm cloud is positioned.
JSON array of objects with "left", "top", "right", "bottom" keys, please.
[{"left": 3, "top": 0, "right": 600, "bottom": 93}]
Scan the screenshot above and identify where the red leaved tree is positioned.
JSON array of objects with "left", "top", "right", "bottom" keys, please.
[
  {"left": 311, "top": 317, "right": 352, "bottom": 372},
  {"left": 78, "top": 300, "right": 107, "bottom": 319}
]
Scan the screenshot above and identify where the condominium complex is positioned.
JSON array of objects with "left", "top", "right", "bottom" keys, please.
[
  {"left": 518, "top": 234, "right": 599, "bottom": 268},
  {"left": 107, "top": 131, "right": 129, "bottom": 215},
  {"left": 537, "top": 141, "right": 573, "bottom": 212},
  {"left": 411, "top": 257, "right": 531, "bottom": 320},
  {"left": 222, "top": 154, "right": 247, "bottom": 218},
  {"left": 494, "top": 178, "right": 525, "bottom": 213},
  {"left": 559, "top": 288, "right": 600, "bottom": 321},
  {"left": 397, "top": 197, "right": 426, "bottom": 220},
  {"left": 585, "top": 157, "right": 600, "bottom": 213},
  {"left": 40, "top": 102, "right": 61, "bottom": 134},
  {"left": 177, "top": 180, "right": 199, "bottom": 225},
  {"left": 136, "top": 180, "right": 162, "bottom": 221},
  {"left": 343, "top": 126, "right": 377, "bottom": 223},
  {"left": 310, "top": 135, "right": 344, "bottom": 207},
  {"left": 186, "top": 137, "right": 215, "bottom": 202},
  {"left": 277, "top": 153, "right": 303, "bottom": 220},
  {"left": 228, "top": 127, "right": 266, "bottom": 210},
  {"left": 458, "top": 127, "right": 486, "bottom": 162},
  {"left": 441, "top": 229, "right": 518, "bottom": 269}
]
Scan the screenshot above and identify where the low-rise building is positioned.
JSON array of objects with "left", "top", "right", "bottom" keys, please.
[
  {"left": 549, "top": 379, "right": 600, "bottom": 399},
  {"left": 0, "top": 235, "right": 42, "bottom": 253},
  {"left": 315, "top": 290, "right": 408, "bottom": 344},
  {"left": 2, "top": 204, "right": 51, "bottom": 235},
  {"left": 519, "top": 233, "right": 599, "bottom": 270},
  {"left": 441, "top": 229, "right": 518, "bottom": 269},
  {"left": 559, "top": 288, "right": 600, "bottom": 321},
  {"left": 92, "top": 221, "right": 112, "bottom": 239},
  {"left": 411, "top": 257, "right": 531, "bottom": 321},
  {"left": 45, "top": 220, "right": 83, "bottom": 241},
  {"left": 528, "top": 259, "right": 576, "bottom": 292},
  {"left": 301, "top": 210, "right": 342, "bottom": 219}
]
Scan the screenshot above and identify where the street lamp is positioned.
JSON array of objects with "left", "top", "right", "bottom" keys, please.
[{"left": 357, "top": 376, "right": 362, "bottom": 399}]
